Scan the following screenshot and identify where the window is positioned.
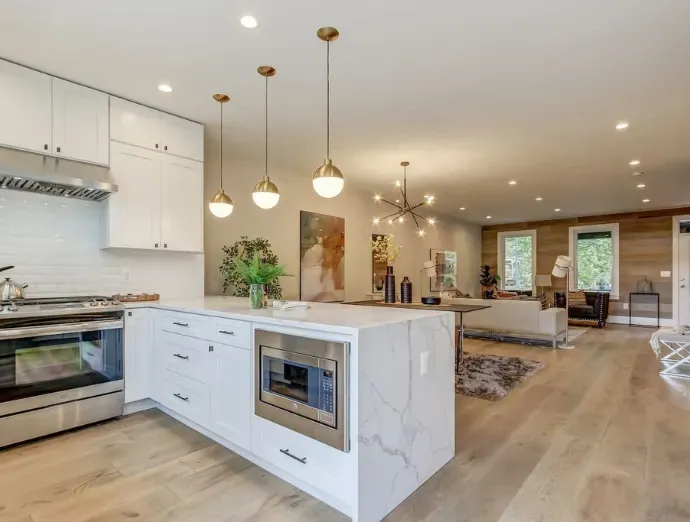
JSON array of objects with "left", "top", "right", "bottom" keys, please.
[
  {"left": 497, "top": 230, "right": 537, "bottom": 293},
  {"left": 569, "top": 223, "right": 619, "bottom": 299}
]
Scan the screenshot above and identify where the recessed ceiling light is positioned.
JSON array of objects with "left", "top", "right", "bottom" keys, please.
[
  {"left": 535, "top": 197, "right": 543, "bottom": 201},
  {"left": 240, "top": 15, "right": 258, "bottom": 28},
  {"left": 508, "top": 180, "right": 517, "bottom": 185},
  {"left": 629, "top": 160, "right": 641, "bottom": 166},
  {"left": 486, "top": 216, "right": 492, "bottom": 219},
  {"left": 637, "top": 183, "right": 646, "bottom": 188},
  {"left": 616, "top": 121, "right": 629, "bottom": 131},
  {"left": 632, "top": 171, "right": 643, "bottom": 176},
  {"left": 459, "top": 207, "right": 466, "bottom": 211},
  {"left": 642, "top": 199, "right": 650, "bottom": 203},
  {"left": 158, "top": 84, "right": 172, "bottom": 93},
  {"left": 554, "top": 208, "right": 561, "bottom": 212}
]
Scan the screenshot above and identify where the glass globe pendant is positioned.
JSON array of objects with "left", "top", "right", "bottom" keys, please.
[
  {"left": 252, "top": 66, "right": 280, "bottom": 209},
  {"left": 209, "top": 94, "right": 234, "bottom": 217}
]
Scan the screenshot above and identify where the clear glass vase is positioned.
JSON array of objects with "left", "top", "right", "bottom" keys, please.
[{"left": 249, "top": 283, "right": 264, "bottom": 309}]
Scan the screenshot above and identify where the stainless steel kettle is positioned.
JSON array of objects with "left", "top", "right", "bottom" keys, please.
[{"left": 0, "top": 266, "right": 28, "bottom": 300}]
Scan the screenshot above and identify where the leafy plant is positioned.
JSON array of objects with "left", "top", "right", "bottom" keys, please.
[
  {"left": 220, "top": 236, "right": 286, "bottom": 298},
  {"left": 479, "top": 264, "right": 500, "bottom": 287},
  {"left": 230, "top": 253, "right": 290, "bottom": 285},
  {"left": 371, "top": 235, "right": 401, "bottom": 265}
]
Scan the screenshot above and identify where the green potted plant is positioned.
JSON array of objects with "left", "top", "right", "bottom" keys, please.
[
  {"left": 220, "top": 236, "right": 284, "bottom": 299},
  {"left": 479, "top": 264, "right": 501, "bottom": 299},
  {"left": 229, "top": 253, "right": 291, "bottom": 309}
]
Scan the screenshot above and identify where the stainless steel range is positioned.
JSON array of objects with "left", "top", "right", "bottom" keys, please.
[{"left": 0, "top": 296, "right": 124, "bottom": 448}]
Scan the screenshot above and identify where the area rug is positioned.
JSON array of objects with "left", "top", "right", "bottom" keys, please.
[{"left": 456, "top": 353, "right": 545, "bottom": 401}]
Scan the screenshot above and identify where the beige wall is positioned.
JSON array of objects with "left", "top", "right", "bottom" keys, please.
[{"left": 203, "top": 139, "right": 481, "bottom": 302}]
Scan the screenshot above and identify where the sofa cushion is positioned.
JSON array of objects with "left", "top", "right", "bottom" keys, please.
[{"left": 568, "top": 290, "right": 587, "bottom": 304}]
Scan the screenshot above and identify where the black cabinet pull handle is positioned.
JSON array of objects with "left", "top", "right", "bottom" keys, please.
[
  {"left": 219, "top": 330, "right": 235, "bottom": 336},
  {"left": 173, "top": 353, "right": 189, "bottom": 360},
  {"left": 155, "top": 243, "right": 159, "bottom": 248},
  {"left": 56, "top": 146, "right": 61, "bottom": 153},
  {"left": 43, "top": 144, "right": 48, "bottom": 150},
  {"left": 155, "top": 143, "right": 159, "bottom": 149},
  {"left": 209, "top": 345, "right": 214, "bottom": 352},
  {"left": 172, "top": 322, "right": 189, "bottom": 327},
  {"left": 164, "top": 243, "right": 168, "bottom": 248},
  {"left": 280, "top": 449, "right": 307, "bottom": 464},
  {"left": 164, "top": 145, "right": 168, "bottom": 151},
  {"left": 173, "top": 393, "right": 189, "bottom": 402}
]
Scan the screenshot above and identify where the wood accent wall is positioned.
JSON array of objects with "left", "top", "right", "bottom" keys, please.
[{"left": 482, "top": 208, "right": 690, "bottom": 320}]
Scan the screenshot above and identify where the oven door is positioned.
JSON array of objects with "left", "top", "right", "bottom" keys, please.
[
  {"left": 260, "top": 346, "right": 337, "bottom": 427},
  {"left": 0, "top": 314, "right": 123, "bottom": 416}
]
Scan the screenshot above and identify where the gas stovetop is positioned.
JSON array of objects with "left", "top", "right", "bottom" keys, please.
[{"left": 0, "top": 295, "right": 124, "bottom": 318}]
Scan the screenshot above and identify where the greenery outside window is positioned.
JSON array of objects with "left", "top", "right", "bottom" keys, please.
[
  {"left": 497, "top": 230, "right": 537, "bottom": 293},
  {"left": 569, "top": 223, "right": 620, "bottom": 299}
]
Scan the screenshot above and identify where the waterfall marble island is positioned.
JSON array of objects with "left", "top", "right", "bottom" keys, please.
[{"left": 123, "top": 297, "right": 456, "bottom": 522}]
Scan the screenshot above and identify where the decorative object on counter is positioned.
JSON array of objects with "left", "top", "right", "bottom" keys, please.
[
  {"left": 421, "top": 296, "right": 441, "bottom": 305},
  {"left": 371, "top": 234, "right": 401, "bottom": 304},
  {"left": 371, "top": 233, "right": 389, "bottom": 294},
  {"left": 252, "top": 66, "right": 280, "bottom": 210},
  {"left": 221, "top": 236, "right": 284, "bottom": 299},
  {"left": 113, "top": 293, "right": 160, "bottom": 302},
  {"left": 312, "top": 27, "right": 344, "bottom": 199},
  {"left": 272, "top": 300, "right": 309, "bottom": 311},
  {"left": 300, "top": 211, "right": 345, "bottom": 302},
  {"left": 479, "top": 264, "right": 500, "bottom": 299},
  {"left": 400, "top": 276, "right": 412, "bottom": 303},
  {"left": 208, "top": 94, "right": 234, "bottom": 218},
  {"left": 372, "top": 161, "right": 437, "bottom": 234},
  {"left": 430, "top": 249, "right": 457, "bottom": 292},
  {"left": 637, "top": 277, "right": 654, "bottom": 293},
  {"left": 455, "top": 352, "right": 544, "bottom": 401},
  {"left": 228, "top": 253, "right": 290, "bottom": 309},
  {"left": 0, "top": 266, "right": 27, "bottom": 300}
]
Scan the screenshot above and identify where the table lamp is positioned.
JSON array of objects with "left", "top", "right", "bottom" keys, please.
[
  {"left": 535, "top": 274, "right": 552, "bottom": 294},
  {"left": 552, "top": 255, "right": 573, "bottom": 349}
]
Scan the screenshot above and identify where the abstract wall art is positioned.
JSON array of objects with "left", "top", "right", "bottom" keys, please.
[{"left": 300, "top": 211, "right": 345, "bottom": 302}]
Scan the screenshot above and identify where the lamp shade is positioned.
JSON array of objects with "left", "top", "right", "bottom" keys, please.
[
  {"left": 423, "top": 260, "right": 436, "bottom": 277},
  {"left": 535, "top": 274, "right": 552, "bottom": 287},
  {"left": 552, "top": 255, "right": 572, "bottom": 278}
]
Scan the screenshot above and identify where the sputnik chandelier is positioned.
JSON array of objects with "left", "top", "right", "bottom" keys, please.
[{"left": 373, "top": 161, "right": 436, "bottom": 237}]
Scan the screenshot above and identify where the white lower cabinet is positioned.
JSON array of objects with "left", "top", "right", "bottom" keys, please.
[
  {"left": 124, "top": 309, "right": 153, "bottom": 404},
  {"left": 209, "top": 342, "right": 251, "bottom": 451},
  {"left": 158, "top": 368, "right": 210, "bottom": 427}
]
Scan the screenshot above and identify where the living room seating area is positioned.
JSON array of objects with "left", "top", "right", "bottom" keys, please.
[{"left": 554, "top": 291, "right": 610, "bottom": 328}]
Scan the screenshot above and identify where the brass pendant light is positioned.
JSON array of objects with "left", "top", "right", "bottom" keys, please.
[
  {"left": 209, "top": 94, "right": 234, "bottom": 218},
  {"left": 312, "top": 27, "right": 344, "bottom": 199},
  {"left": 252, "top": 66, "right": 280, "bottom": 209}
]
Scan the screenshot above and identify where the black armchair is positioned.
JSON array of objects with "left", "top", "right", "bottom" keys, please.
[{"left": 554, "top": 291, "right": 610, "bottom": 328}]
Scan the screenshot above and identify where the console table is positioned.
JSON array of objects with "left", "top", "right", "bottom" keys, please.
[{"left": 629, "top": 292, "right": 660, "bottom": 328}]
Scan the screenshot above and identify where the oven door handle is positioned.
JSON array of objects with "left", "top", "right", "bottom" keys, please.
[{"left": 0, "top": 319, "right": 124, "bottom": 340}]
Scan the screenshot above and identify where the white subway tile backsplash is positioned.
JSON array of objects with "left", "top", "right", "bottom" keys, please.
[{"left": 0, "top": 190, "right": 204, "bottom": 299}]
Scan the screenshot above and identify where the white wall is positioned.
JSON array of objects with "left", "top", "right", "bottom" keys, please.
[
  {"left": 204, "top": 141, "right": 481, "bottom": 302},
  {"left": 0, "top": 190, "right": 204, "bottom": 298}
]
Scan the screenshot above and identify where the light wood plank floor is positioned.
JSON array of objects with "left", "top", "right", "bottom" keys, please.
[{"left": 1, "top": 326, "right": 689, "bottom": 522}]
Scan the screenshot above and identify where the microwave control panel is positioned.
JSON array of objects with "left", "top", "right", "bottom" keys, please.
[{"left": 318, "top": 369, "right": 335, "bottom": 426}]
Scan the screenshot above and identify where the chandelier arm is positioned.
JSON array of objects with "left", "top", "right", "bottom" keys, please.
[
  {"left": 407, "top": 202, "right": 427, "bottom": 212},
  {"left": 411, "top": 212, "right": 421, "bottom": 230},
  {"left": 410, "top": 210, "right": 430, "bottom": 221},
  {"left": 380, "top": 209, "right": 404, "bottom": 221},
  {"left": 397, "top": 186, "right": 408, "bottom": 207},
  {"left": 380, "top": 198, "right": 404, "bottom": 210}
]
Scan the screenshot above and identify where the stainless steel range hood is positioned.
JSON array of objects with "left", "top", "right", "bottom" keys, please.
[{"left": 0, "top": 147, "right": 117, "bottom": 202}]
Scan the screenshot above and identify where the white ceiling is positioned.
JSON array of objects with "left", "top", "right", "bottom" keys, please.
[{"left": 2, "top": 0, "right": 690, "bottom": 225}]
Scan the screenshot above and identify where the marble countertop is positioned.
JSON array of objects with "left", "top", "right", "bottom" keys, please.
[{"left": 124, "top": 296, "right": 452, "bottom": 334}]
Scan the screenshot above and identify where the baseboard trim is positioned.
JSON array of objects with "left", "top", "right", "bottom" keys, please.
[
  {"left": 123, "top": 398, "right": 157, "bottom": 415},
  {"left": 607, "top": 315, "right": 673, "bottom": 327}
]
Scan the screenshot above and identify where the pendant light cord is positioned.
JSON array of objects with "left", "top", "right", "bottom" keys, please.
[
  {"left": 265, "top": 74, "right": 269, "bottom": 179},
  {"left": 219, "top": 101, "right": 224, "bottom": 190},
  {"left": 326, "top": 40, "right": 330, "bottom": 160}
]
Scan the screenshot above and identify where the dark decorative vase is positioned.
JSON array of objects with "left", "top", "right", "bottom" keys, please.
[
  {"left": 385, "top": 266, "right": 396, "bottom": 303},
  {"left": 401, "top": 277, "right": 412, "bottom": 303}
]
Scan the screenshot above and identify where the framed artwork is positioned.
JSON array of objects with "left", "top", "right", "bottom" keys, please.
[
  {"left": 430, "top": 249, "right": 457, "bottom": 292},
  {"left": 371, "top": 234, "right": 388, "bottom": 293},
  {"left": 300, "top": 211, "right": 345, "bottom": 302}
]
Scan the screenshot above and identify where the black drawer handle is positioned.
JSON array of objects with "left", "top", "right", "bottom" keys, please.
[
  {"left": 280, "top": 448, "right": 307, "bottom": 464},
  {"left": 173, "top": 353, "right": 189, "bottom": 360},
  {"left": 218, "top": 330, "right": 235, "bottom": 336},
  {"left": 173, "top": 393, "right": 189, "bottom": 402},
  {"left": 172, "top": 322, "right": 189, "bottom": 327}
]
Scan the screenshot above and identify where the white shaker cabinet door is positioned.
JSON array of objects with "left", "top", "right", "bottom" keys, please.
[
  {"left": 106, "top": 142, "right": 161, "bottom": 249},
  {"left": 160, "top": 155, "right": 203, "bottom": 252},
  {"left": 160, "top": 113, "right": 204, "bottom": 162},
  {"left": 52, "top": 78, "right": 109, "bottom": 165},
  {"left": 0, "top": 59, "right": 52, "bottom": 154},
  {"left": 124, "top": 309, "right": 153, "bottom": 404},
  {"left": 110, "top": 97, "right": 162, "bottom": 152},
  {"left": 209, "top": 343, "right": 251, "bottom": 451}
]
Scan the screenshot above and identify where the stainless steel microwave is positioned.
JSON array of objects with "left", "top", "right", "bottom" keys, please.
[{"left": 254, "top": 330, "right": 349, "bottom": 452}]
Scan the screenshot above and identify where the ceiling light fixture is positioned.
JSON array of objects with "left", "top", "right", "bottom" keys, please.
[
  {"left": 554, "top": 208, "right": 561, "bottom": 212},
  {"left": 208, "top": 94, "right": 234, "bottom": 218},
  {"left": 373, "top": 218, "right": 380, "bottom": 225},
  {"left": 616, "top": 121, "right": 629, "bottom": 131},
  {"left": 158, "top": 84, "right": 172, "bottom": 93},
  {"left": 240, "top": 15, "right": 258, "bottom": 28},
  {"left": 509, "top": 180, "right": 517, "bottom": 185},
  {"left": 418, "top": 229, "right": 425, "bottom": 237},
  {"left": 535, "top": 197, "right": 543, "bottom": 201},
  {"left": 629, "top": 159, "right": 641, "bottom": 166},
  {"left": 312, "top": 27, "right": 344, "bottom": 198},
  {"left": 486, "top": 216, "right": 492, "bottom": 219},
  {"left": 632, "top": 171, "right": 643, "bottom": 176},
  {"left": 252, "top": 66, "right": 280, "bottom": 209},
  {"left": 459, "top": 207, "right": 466, "bottom": 211},
  {"left": 637, "top": 183, "right": 646, "bottom": 189},
  {"left": 642, "top": 199, "right": 650, "bottom": 203},
  {"left": 373, "top": 161, "right": 437, "bottom": 233}
]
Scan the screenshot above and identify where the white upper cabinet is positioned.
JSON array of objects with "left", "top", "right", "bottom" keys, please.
[
  {"left": 160, "top": 155, "right": 204, "bottom": 252},
  {"left": 0, "top": 60, "right": 52, "bottom": 154},
  {"left": 52, "top": 78, "right": 109, "bottom": 165},
  {"left": 105, "top": 142, "right": 161, "bottom": 249},
  {"left": 110, "top": 97, "right": 162, "bottom": 152},
  {"left": 110, "top": 97, "right": 203, "bottom": 161}
]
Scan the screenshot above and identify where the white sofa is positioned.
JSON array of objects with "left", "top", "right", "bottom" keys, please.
[{"left": 441, "top": 297, "right": 567, "bottom": 348}]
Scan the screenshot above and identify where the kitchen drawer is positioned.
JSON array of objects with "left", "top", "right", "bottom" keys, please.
[
  {"left": 157, "top": 311, "right": 210, "bottom": 339},
  {"left": 159, "top": 331, "right": 211, "bottom": 384},
  {"left": 209, "top": 316, "right": 250, "bottom": 348},
  {"left": 250, "top": 416, "right": 353, "bottom": 505},
  {"left": 158, "top": 368, "right": 209, "bottom": 427}
]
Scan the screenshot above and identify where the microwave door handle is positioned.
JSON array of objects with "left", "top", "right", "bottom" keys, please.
[{"left": 0, "top": 319, "right": 123, "bottom": 340}]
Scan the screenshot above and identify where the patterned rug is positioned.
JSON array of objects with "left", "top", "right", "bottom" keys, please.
[{"left": 456, "top": 352, "right": 545, "bottom": 401}]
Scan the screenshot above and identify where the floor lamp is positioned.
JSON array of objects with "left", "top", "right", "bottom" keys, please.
[{"left": 552, "top": 255, "right": 575, "bottom": 349}]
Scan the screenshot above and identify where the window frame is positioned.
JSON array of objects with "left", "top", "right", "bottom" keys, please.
[
  {"left": 568, "top": 223, "right": 620, "bottom": 300},
  {"left": 497, "top": 229, "right": 537, "bottom": 294}
]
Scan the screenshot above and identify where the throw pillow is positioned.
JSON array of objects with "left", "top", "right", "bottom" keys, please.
[
  {"left": 537, "top": 293, "right": 548, "bottom": 310},
  {"left": 568, "top": 290, "right": 587, "bottom": 305}
]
